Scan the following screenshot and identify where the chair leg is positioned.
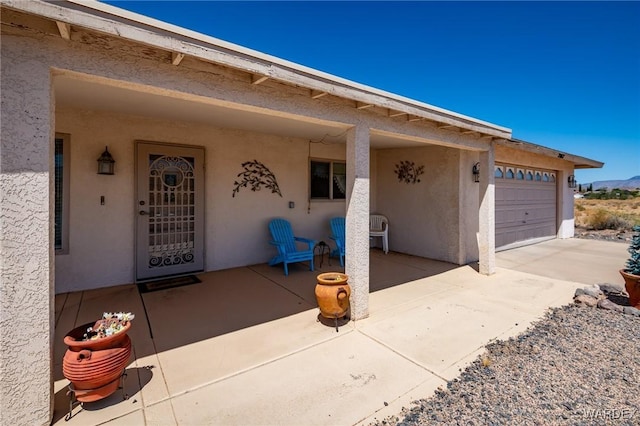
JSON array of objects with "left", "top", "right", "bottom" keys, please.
[
  {"left": 310, "top": 257, "right": 314, "bottom": 272},
  {"left": 383, "top": 236, "right": 388, "bottom": 254},
  {"left": 284, "top": 262, "right": 289, "bottom": 276}
]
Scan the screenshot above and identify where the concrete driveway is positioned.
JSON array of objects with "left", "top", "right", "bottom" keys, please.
[{"left": 52, "top": 239, "right": 629, "bottom": 425}]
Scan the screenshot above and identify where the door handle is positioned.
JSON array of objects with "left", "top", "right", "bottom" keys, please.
[{"left": 139, "top": 210, "right": 149, "bottom": 216}]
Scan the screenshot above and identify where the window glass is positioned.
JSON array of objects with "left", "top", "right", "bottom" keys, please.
[
  {"left": 310, "top": 161, "right": 330, "bottom": 198},
  {"left": 506, "top": 168, "right": 514, "bottom": 179},
  {"left": 526, "top": 171, "right": 533, "bottom": 181},
  {"left": 311, "top": 160, "right": 346, "bottom": 199},
  {"left": 332, "top": 162, "right": 346, "bottom": 199},
  {"left": 55, "top": 138, "right": 64, "bottom": 250},
  {"left": 494, "top": 167, "right": 504, "bottom": 178},
  {"left": 516, "top": 169, "right": 524, "bottom": 180},
  {"left": 55, "top": 134, "right": 70, "bottom": 253},
  {"left": 535, "top": 171, "right": 542, "bottom": 181}
]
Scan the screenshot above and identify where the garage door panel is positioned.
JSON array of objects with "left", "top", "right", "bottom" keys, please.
[{"left": 495, "top": 165, "right": 557, "bottom": 248}]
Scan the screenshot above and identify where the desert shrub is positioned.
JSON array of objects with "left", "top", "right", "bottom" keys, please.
[
  {"left": 575, "top": 204, "right": 586, "bottom": 212},
  {"left": 586, "top": 209, "right": 634, "bottom": 230}
]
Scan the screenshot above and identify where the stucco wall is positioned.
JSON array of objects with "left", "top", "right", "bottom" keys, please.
[
  {"left": 496, "top": 144, "right": 575, "bottom": 239},
  {"left": 374, "top": 145, "right": 463, "bottom": 263},
  {"left": 55, "top": 108, "right": 345, "bottom": 293},
  {"left": 0, "top": 31, "right": 54, "bottom": 426}
]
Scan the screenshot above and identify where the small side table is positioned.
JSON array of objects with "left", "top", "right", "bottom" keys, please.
[{"left": 314, "top": 241, "right": 331, "bottom": 268}]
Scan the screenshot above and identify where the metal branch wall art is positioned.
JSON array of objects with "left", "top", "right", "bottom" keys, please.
[
  {"left": 232, "top": 160, "right": 282, "bottom": 198},
  {"left": 394, "top": 160, "right": 424, "bottom": 184}
]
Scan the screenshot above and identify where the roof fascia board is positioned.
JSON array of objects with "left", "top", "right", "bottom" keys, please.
[
  {"left": 3, "top": 0, "right": 511, "bottom": 138},
  {"left": 499, "top": 139, "right": 603, "bottom": 169}
]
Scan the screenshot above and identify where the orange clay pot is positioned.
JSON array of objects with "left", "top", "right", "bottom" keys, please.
[
  {"left": 315, "top": 272, "right": 351, "bottom": 319},
  {"left": 620, "top": 269, "right": 640, "bottom": 309},
  {"left": 62, "top": 321, "right": 132, "bottom": 402}
]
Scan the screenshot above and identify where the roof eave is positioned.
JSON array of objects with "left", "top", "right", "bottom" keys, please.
[
  {"left": 2, "top": 0, "right": 511, "bottom": 139},
  {"left": 502, "top": 138, "right": 604, "bottom": 169}
]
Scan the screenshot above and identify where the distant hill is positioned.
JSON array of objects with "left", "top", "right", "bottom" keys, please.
[{"left": 587, "top": 175, "right": 640, "bottom": 190}]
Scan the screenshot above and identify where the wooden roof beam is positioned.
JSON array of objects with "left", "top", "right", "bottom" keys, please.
[
  {"left": 311, "top": 90, "right": 328, "bottom": 99},
  {"left": 56, "top": 21, "right": 71, "bottom": 40},
  {"left": 407, "top": 115, "right": 422, "bottom": 122},
  {"left": 251, "top": 74, "right": 269, "bottom": 85},
  {"left": 389, "top": 110, "right": 407, "bottom": 118},
  {"left": 438, "top": 124, "right": 457, "bottom": 130},
  {"left": 356, "top": 101, "right": 374, "bottom": 110},
  {"left": 171, "top": 52, "right": 185, "bottom": 66}
]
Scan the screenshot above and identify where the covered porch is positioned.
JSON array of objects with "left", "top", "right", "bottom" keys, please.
[{"left": 51, "top": 241, "right": 613, "bottom": 425}]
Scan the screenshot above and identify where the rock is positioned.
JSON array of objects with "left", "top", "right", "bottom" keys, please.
[
  {"left": 581, "top": 285, "right": 604, "bottom": 299},
  {"left": 623, "top": 306, "right": 640, "bottom": 317},
  {"left": 574, "top": 294, "right": 598, "bottom": 307},
  {"left": 598, "top": 283, "right": 627, "bottom": 296},
  {"left": 597, "top": 298, "right": 624, "bottom": 313},
  {"left": 574, "top": 288, "right": 586, "bottom": 297}
]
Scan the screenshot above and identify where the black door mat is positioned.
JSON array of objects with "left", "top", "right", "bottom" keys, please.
[{"left": 137, "top": 275, "right": 201, "bottom": 293}]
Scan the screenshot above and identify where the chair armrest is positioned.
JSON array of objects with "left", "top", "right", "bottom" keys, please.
[
  {"left": 269, "top": 240, "right": 287, "bottom": 255},
  {"left": 294, "top": 237, "right": 316, "bottom": 250},
  {"left": 329, "top": 236, "right": 344, "bottom": 249}
]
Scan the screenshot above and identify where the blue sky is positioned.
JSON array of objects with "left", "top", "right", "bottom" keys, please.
[{"left": 104, "top": 1, "right": 639, "bottom": 184}]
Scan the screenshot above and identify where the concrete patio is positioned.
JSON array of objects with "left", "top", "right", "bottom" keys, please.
[{"left": 52, "top": 239, "right": 628, "bottom": 425}]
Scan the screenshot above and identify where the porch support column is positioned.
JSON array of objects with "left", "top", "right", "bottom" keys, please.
[
  {"left": 0, "top": 58, "right": 54, "bottom": 423},
  {"left": 345, "top": 124, "right": 370, "bottom": 320},
  {"left": 478, "top": 146, "right": 496, "bottom": 275}
]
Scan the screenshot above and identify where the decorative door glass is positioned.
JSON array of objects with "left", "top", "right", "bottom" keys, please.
[
  {"left": 147, "top": 155, "right": 196, "bottom": 268},
  {"left": 136, "top": 142, "right": 204, "bottom": 281}
]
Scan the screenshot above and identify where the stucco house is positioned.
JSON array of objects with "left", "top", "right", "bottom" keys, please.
[{"left": 0, "top": 1, "right": 602, "bottom": 424}]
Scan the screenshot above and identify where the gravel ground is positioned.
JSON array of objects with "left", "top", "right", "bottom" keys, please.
[
  {"left": 574, "top": 227, "right": 634, "bottom": 243},
  {"left": 374, "top": 303, "right": 640, "bottom": 425}
]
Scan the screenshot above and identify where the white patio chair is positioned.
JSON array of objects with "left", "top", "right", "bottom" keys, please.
[{"left": 369, "top": 214, "right": 389, "bottom": 254}]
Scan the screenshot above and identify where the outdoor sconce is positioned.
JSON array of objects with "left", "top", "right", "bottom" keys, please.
[
  {"left": 97, "top": 146, "right": 115, "bottom": 175},
  {"left": 472, "top": 162, "right": 480, "bottom": 183},
  {"left": 568, "top": 174, "right": 577, "bottom": 189}
]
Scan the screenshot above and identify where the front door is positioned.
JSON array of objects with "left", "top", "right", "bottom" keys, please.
[{"left": 136, "top": 142, "right": 205, "bottom": 280}]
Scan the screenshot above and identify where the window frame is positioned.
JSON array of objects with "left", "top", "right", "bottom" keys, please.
[
  {"left": 55, "top": 133, "right": 70, "bottom": 254},
  {"left": 309, "top": 158, "right": 346, "bottom": 201}
]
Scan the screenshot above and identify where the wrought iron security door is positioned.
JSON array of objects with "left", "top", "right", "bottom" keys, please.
[{"left": 136, "top": 143, "right": 204, "bottom": 280}]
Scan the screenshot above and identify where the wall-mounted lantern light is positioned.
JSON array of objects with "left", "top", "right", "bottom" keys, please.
[
  {"left": 97, "top": 146, "right": 115, "bottom": 175},
  {"left": 567, "top": 174, "right": 577, "bottom": 189},
  {"left": 472, "top": 162, "right": 480, "bottom": 183}
]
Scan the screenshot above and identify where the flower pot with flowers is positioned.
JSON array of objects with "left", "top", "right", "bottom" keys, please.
[
  {"left": 62, "top": 312, "right": 135, "bottom": 407},
  {"left": 620, "top": 225, "right": 640, "bottom": 309}
]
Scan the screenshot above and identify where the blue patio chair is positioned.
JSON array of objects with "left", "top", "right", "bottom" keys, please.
[
  {"left": 268, "top": 218, "right": 316, "bottom": 276},
  {"left": 329, "top": 217, "right": 346, "bottom": 267}
]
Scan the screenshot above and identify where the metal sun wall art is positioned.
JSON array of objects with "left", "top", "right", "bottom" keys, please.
[
  {"left": 232, "top": 160, "right": 282, "bottom": 198},
  {"left": 394, "top": 160, "right": 424, "bottom": 184}
]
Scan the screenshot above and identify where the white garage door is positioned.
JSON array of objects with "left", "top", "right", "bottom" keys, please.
[{"left": 495, "top": 164, "right": 557, "bottom": 249}]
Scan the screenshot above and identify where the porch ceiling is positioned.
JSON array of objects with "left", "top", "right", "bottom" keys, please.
[{"left": 54, "top": 75, "right": 429, "bottom": 149}]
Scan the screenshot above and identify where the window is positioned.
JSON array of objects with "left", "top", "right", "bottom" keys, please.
[
  {"left": 494, "top": 166, "right": 504, "bottom": 178},
  {"left": 55, "top": 134, "right": 70, "bottom": 254},
  {"left": 310, "top": 160, "right": 346, "bottom": 200},
  {"left": 516, "top": 169, "right": 524, "bottom": 180},
  {"left": 505, "top": 167, "right": 515, "bottom": 179}
]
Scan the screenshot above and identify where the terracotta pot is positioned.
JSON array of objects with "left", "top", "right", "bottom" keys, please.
[
  {"left": 64, "top": 321, "right": 131, "bottom": 351},
  {"left": 62, "top": 321, "right": 132, "bottom": 402},
  {"left": 620, "top": 269, "right": 640, "bottom": 309},
  {"left": 315, "top": 272, "right": 351, "bottom": 319}
]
